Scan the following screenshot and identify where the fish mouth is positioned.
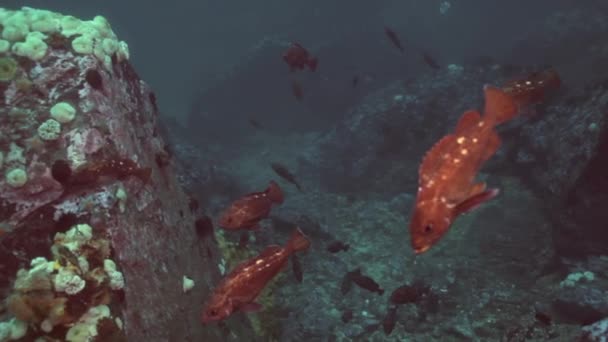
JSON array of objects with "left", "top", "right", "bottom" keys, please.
[{"left": 414, "top": 245, "right": 431, "bottom": 254}]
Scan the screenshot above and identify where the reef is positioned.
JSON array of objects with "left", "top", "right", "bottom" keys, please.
[{"left": 0, "top": 6, "right": 254, "bottom": 341}]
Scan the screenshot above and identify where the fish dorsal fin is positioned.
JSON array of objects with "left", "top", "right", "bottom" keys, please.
[
  {"left": 483, "top": 85, "right": 517, "bottom": 124},
  {"left": 455, "top": 111, "right": 481, "bottom": 135},
  {"left": 258, "top": 245, "right": 283, "bottom": 259},
  {"left": 232, "top": 245, "right": 282, "bottom": 273},
  {"left": 419, "top": 135, "right": 455, "bottom": 181}
]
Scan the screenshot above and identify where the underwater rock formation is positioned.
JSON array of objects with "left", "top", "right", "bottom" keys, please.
[{"left": 0, "top": 7, "right": 253, "bottom": 341}]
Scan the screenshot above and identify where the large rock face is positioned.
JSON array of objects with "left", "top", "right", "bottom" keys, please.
[{"left": 0, "top": 7, "right": 253, "bottom": 341}]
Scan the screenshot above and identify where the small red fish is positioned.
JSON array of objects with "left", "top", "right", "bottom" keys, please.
[
  {"left": 201, "top": 228, "right": 311, "bottom": 323},
  {"left": 501, "top": 68, "right": 561, "bottom": 109},
  {"left": 283, "top": 42, "right": 318, "bottom": 72},
  {"left": 291, "top": 80, "right": 303, "bottom": 101},
  {"left": 218, "top": 181, "right": 284, "bottom": 230},
  {"left": 409, "top": 85, "right": 518, "bottom": 254},
  {"left": 422, "top": 52, "right": 440, "bottom": 70},
  {"left": 384, "top": 26, "right": 404, "bottom": 53}
]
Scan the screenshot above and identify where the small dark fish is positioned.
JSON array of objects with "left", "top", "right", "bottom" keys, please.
[
  {"left": 270, "top": 163, "right": 303, "bottom": 192},
  {"left": 327, "top": 241, "right": 349, "bottom": 253},
  {"left": 382, "top": 306, "right": 398, "bottom": 335},
  {"left": 535, "top": 311, "right": 552, "bottom": 326},
  {"left": 340, "top": 272, "right": 353, "bottom": 295},
  {"left": 342, "top": 309, "right": 353, "bottom": 323},
  {"left": 422, "top": 52, "right": 440, "bottom": 69},
  {"left": 238, "top": 232, "right": 249, "bottom": 249},
  {"left": 389, "top": 282, "right": 430, "bottom": 305},
  {"left": 291, "top": 254, "right": 303, "bottom": 283},
  {"left": 195, "top": 215, "right": 214, "bottom": 239},
  {"left": 291, "top": 80, "right": 303, "bottom": 101},
  {"left": 352, "top": 75, "right": 359, "bottom": 88},
  {"left": 349, "top": 268, "right": 384, "bottom": 295},
  {"left": 249, "top": 118, "right": 263, "bottom": 129},
  {"left": 384, "top": 26, "right": 404, "bottom": 53}
]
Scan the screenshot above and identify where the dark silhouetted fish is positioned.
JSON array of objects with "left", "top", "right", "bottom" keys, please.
[
  {"left": 270, "top": 163, "right": 303, "bottom": 192},
  {"left": 326, "top": 241, "right": 349, "bottom": 253},
  {"left": 291, "top": 80, "right": 303, "bottom": 101},
  {"left": 389, "top": 281, "right": 431, "bottom": 305},
  {"left": 249, "top": 118, "right": 263, "bottom": 129},
  {"left": 340, "top": 272, "right": 353, "bottom": 295},
  {"left": 291, "top": 254, "right": 303, "bottom": 283},
  {"left": 346, "top": 268, "right": 384, "bottom": 295},
  {"left": 423, "top": 52, "right": 440, "bottom": 69},
  {"left": 384, "top": 26, "right": 404, "bottom": 53},
  {"left": 352, "top": 75, "right": 359, "bottom": 88},
  {"left": 382, "top": 306, "right": 398, "bottom": 335}
]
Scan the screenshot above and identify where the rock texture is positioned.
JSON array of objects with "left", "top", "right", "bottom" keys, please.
[{"left": 0, "top": 7, "right": 253, "bottom": 341}]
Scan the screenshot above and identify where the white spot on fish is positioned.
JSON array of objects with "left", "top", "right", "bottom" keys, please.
[
  {"left": 460, "top": 149, "right": 468, "bottom": 155},
  {"left": 457, "top": 136, "right": 465, "bottom": 144}
]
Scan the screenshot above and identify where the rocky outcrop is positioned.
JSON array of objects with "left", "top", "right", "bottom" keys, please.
[{"left": 0, "top": 7, "right": 253, "bottom": 341}]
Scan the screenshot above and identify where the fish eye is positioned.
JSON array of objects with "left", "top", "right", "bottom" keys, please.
[
  {"left": 209, "top": 309, "right": 218, "bottom": 316},
  {"left": 424, "top": 224, "right": 433, "bottom": 233}
]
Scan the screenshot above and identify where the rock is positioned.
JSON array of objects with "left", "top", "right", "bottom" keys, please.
[
  {"left": 0, "top": 7, "right": 253, "bottom": 341},
  {"left": 581, "top": 317, "right": 608, "bottom": 342}
]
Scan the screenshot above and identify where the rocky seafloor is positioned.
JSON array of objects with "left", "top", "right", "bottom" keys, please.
[{"left": 171, "top": 8, "right": 608, "bottom": 341}]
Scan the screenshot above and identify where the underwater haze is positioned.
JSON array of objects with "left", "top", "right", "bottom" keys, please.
[{"left": 0, "top": 1, "right": 608, "bottom": 341}]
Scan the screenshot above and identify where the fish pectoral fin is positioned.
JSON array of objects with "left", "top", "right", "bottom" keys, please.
[
  {"left": 469, "top": 182, "right": 487, "bottom": 196},
  {"left": 454, "top": 188, "right": 500, "bottom": 216},
  {"left": 239, "top": 302, "right": 262, "bottom": 312}
]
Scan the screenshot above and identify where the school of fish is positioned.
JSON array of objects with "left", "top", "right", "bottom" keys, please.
[{"left": 199, "top": 26, "right": 562, "bottom": 333}]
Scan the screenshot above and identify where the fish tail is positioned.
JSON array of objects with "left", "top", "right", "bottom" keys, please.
[
  {"left": 287, "top": 227, "right": 311, "bottom": 253},
  {"left": 483, "top": 85, "right": 518, "bottom": 125},
  {"left": 266, "top": 180, "right": 284, "bottom": 204}
]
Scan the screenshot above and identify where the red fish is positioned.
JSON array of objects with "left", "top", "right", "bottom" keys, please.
[
  {"left": 422, "top": 52, "right": 440, "bottom": 70},
  {"left": 291, "top": 80, "right": 303, "bottom": 101},
  {"left": 218, "top": 181, "right": 284, "bottom": 230},
  {"left": 409, "top": 85, "right": 518, "bottom": 254},
  {"left": 283, "top": 42, "right": 318, "bottom": 72},
  {"left": 501, "top": 68, "right": 561, "bottom": 109},
  {"left": 384, "top": 26, "right": 404, "bottom": 53},
  {"left": 201, "top": 228, "right": 311, "bottom": 323}
]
